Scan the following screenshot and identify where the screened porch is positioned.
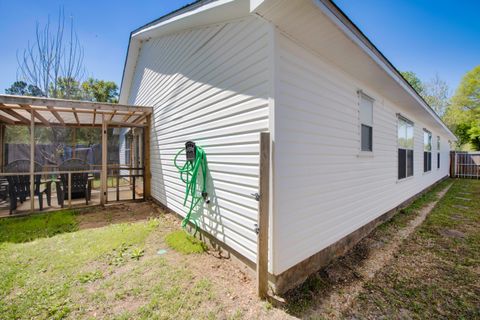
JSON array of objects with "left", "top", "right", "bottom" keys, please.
[{"left": 0, "top": 95, "right": 152, "bottom": 217}]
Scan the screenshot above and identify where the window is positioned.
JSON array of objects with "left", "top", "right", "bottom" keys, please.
[
  {"left": 424, "top": 130, "right": 432, "bottom": 172},
  {"left": 359, "top": 92, "right": 373, "bottom": 151},
  {"left": 437, "top": 136, "right": 440, "bottom": 169},
  {"left": 398, "top": 116, "right": 414, "bottom": 179}
]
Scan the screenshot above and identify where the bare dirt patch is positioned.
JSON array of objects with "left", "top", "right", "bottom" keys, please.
[
  {"left": 76, "top": 201, "right": 162, "bottom": 229},
  {"left": 68, "top": 202, "right": 292, "bottom": 319}
]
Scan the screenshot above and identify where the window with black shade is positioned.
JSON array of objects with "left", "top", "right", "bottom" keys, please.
[
  {"left": 423, "top": 130, "right": 432, "bottom": 172},
  {"left": 398, "top": 116, "right": 414, "bottom": 179},
  {"left": 359, "top": 92, "right": 373, "bottom": 151},
  {"left": 437, "top": 136, "right": 440, "bottom": 169}
]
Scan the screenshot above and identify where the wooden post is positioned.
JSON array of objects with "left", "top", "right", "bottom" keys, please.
[
  {"left": 257, "top": 131, "right": 270, "bottom": 299},
  {"left": 100, "top": 115, "right": 108, "bottom": 205},
  {"left": 143, "top": 115, "right": 151, "bottom": 199},
  {"left": 72, "top": 128, "right": 77, "bottom": 158},
  {"left": 450, "top": 151, "right": 455, "bottom": 178},
  {"left": 0, "top": 124, "right": 4, "bottom": 171},
  {"left": 30, "top": 111, "right": 35, "bottom": 212},
  {"left": 116, "top": 174, "right": 120, "bottom": 201},
  {"left": 68, "top": 172, "right": 72, "bottom": 208}
]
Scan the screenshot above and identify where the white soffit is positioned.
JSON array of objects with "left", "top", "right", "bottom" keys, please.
[{"left": 252, "top": 0, "right": 456, "bottom": 140}]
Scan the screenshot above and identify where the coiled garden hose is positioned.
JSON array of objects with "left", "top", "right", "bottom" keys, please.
[{"left": 173, "top": 143, "right": 208, "bottom": 235}]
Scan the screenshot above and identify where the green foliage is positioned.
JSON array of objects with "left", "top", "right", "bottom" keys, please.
[
  {"left": 82, "top": 78, "right": 119, "bottom": 103},
  {"left": 401, "top": 71, "right": 424, "bottom": 94},
  {"left": 75, "top": 127, "right": 102, "bottom": 146},
  {"left": 5, "top": 81, "right": 43, "bottom": 96},
  {"left": 6, "top": 77, "right": 118, "bottom": 104},
  {"left": 130, "top": 247, "right": 145, "bottom": 261},
  {"left": 77, "top": 271, "right": 103, "bottom": 284},
  {"left": 401, "top": 71, "right": 450, "bottom": 116},
  {"left": 50, "top": 77, "right": 83, "bottom": 99},
  {"left": 0, "top": 210, "right": 78, "bottom": 243},
  {"left": 4, "top": 126, "right": 30, "bottom": 144},
  {"left": 165, "top": 230, "right": 207, "bottom": 254},
  {"left": 423, "top": 74, "right": 450, "bottom": 116},
  {"left": 444, "top": 65, "right": 480, "bottom": 150}
]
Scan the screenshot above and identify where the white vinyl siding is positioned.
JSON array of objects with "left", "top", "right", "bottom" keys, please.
[
  {"left": 273, "top": 32, "right": 450, "bottom": 274},
  {"left": 126, "top": 16, "right": 271, "bottom": 263}
]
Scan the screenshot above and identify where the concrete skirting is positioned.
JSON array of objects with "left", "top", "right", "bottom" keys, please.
[{"left": 269, "top": 175, "right": 449, "bottom": 295}]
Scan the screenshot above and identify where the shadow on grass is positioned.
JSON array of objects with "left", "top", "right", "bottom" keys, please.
[{"left": 0, "top": 210, "right": 78, "bottom": 244}]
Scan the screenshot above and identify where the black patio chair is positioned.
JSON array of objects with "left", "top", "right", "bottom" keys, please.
[
  {"left": 4, "top": 159, "right": 51, "bottom": 214},
  {"left": 57, "top": 159, "right": 92, "bottom": 207},
  {"left": 0, "top": 177, "right": 8, "bottom": 201}
]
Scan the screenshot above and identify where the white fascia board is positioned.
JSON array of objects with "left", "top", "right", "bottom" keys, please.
[
  {"left": 312, "top": 0, "right": 457, "bottom": 141},
  {"left": 119, "top": 37, "right": 141, "bottom": 104},
  {"left": 132, "top": 0, "right": 241, "bottom": 39},
  {"left": 120, "top": 0, "right": 250, "bottom": 104}
]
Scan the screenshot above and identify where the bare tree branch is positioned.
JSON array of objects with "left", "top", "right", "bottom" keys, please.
[{"left": 17, "top": 6, "right": 85, "bottom": 98}]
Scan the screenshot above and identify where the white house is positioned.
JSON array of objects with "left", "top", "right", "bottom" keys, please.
[{"left": 119, "top": 0, "right": 457, "bottom": 293}]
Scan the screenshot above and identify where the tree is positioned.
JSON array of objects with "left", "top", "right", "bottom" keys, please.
[
  {"left": 51, "top": 77, "right": 83, "bottom": 100},
  {"left": 5, "top": 81, "right": 43, "bottom": 96},
  {"left": 444, "top": 65, "right": 480, "bottom": 150},
  {"left": 17, "top": 7, "right": 85, "bottom": 98},
  {"left": 401, "top": 71, "right": 424, "bottom": 95},
  {"left": 401, "top": 71, "right": 450, "bottom": 116},
  {"left": 423, "top": 74, "right": 450, "bottom": 116},
  {"left": 81, "top": 78, "right": 119, "bottom": 103}
]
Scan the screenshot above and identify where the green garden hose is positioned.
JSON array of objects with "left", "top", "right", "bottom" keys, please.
[{"left": 173, "top": 143, "right": 208, "bottom": 235}]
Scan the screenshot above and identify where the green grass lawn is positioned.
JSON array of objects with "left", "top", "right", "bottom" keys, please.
[
  {"left": 347, "top": 179, "right": 480, "bottom": 319},
  {"left": 2, "top": 179, "right": 478, "bottom": 319},
  {"left": 0, "top": 210, "right": 78, "bottom": 243},
  {"left": 0, "top": 212, "right": 224, "bottom": 319}
]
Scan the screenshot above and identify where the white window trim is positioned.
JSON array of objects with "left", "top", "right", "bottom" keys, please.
[
  {"left": 397, "top": 113, "right": 415, "bottom": 181},
  {"left": 357, "top": 90, "right": 374, "bottom": 155},
  {"left": 437, "top": 135, "right": 441, "bottom": 170},
  {"left": 423, "top": 129, "right": 432, "bottom": 173}
]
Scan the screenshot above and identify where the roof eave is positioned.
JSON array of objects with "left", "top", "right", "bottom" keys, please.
[{"left": 314, "top": 0, "right": 456, "bottom": 141}]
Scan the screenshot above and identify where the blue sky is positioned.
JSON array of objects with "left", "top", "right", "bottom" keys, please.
[{"left": 0, "top": 0, "right": 478, "bottom": 95}]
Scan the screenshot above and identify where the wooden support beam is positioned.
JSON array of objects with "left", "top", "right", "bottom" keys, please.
[
  {"left": 109, "top": 110, "right": 117, "bottom": 121},
  {"left": 0, "top": 125, "right": 5, "bottom": 171},
  {"left": 30, "top": 112, "right": 35, "bottom": 212},
  {"left": 47, "top": 107, "right": 65, "bottom": 125},
  {"left": 21, "top": 106, "right": 50, "bottom": 126},
  {"left": 5, "top": 121, "right": 105, "bottom": 128},
  {"left": 93, "top": 109, "right": 96, "bottom": 126},
  {"left": 143, "top": 114, "right": 151, "bottom": 199},
  {"left": 106, "top": 121, "right": 147, "bottom": 128},
  {"left": 100, "top": 115, "right": 108, "bottom": 205},
  {"left": 257, "top": 131, "right": 270, "bottom": 299},
  {"left": 122, "top": 111, "right": 134, "bottom": 122},
  {"left": 72, "top": 108, "right": 80, "bottom": 125},
  {"left": 2, "top": 108, "right": 30, "bottom": 124},
  {"left": 0, "top": 103, "right": 140, "bottom": 116},
  {"left": 0, "top": 113, "right": 15, "bottom": 124},
  {"left": 133, "top": 114, "right": 147, "bottom": 124},
  {"left": 0, "top": 94, "right": 152, "bottom": 113}
]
